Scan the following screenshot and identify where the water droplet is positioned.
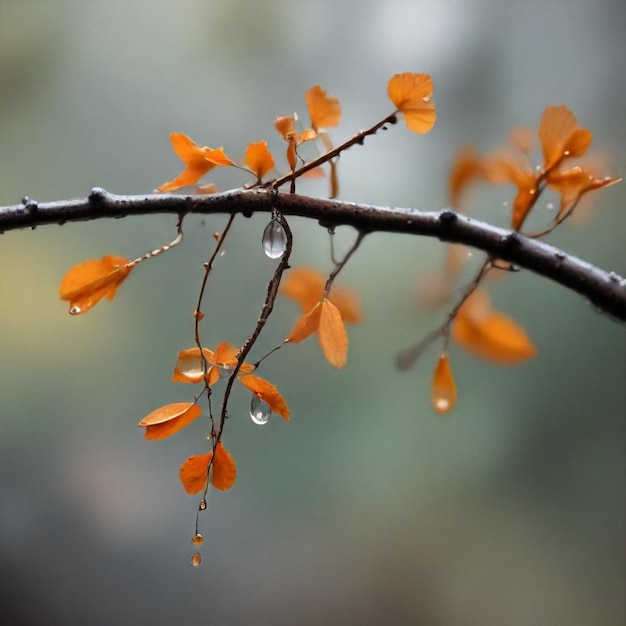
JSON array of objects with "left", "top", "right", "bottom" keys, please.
[
  {"left": 501, "top": 200, "right": 509, "bottom": 207},
  {"left": 217, "top": 365, "right": 233, "bottom": 378},
  {"left": 563, "top": 150, "right": 570, "bottom": 156},
  {"left": 199, "top": 499, "right": 207, "bottom": 511},
  {"left": 69, "top": 305, "right": 82, "bottom": 315},
  {"left": 434, "top": 398, "right": 450, "bottom": 412},
  {"left": 546, "top": 202, "right": 555, "bottom": 211},
  {"left": 191, "top": 552, "right": 202, "bottom": 567},
  {"left": 191, "top": 533, "right": 204, "bottom": 546},
  {"left": 193, "top": 310, "right": 204, "bottom": 320},
  {"left": 249, "top": 394, "right": 271, "bottom": 425},
  {"left": 219, "top": 250, "right": 226, "bottom": 257},
  {"left": 262, "top": 218, "right": 287, "bottom": 259}
]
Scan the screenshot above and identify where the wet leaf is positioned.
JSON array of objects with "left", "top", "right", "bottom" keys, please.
[
  {"left": 239, "top": 374, "right": 290, "bottom": 421},
  {"left": 139, "top": 402, "right": 202, "bottom": 439}
]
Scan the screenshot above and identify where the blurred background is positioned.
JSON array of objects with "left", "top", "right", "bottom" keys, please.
[{"left": 1, "top": 1, "right": 624, "bottom": 624}]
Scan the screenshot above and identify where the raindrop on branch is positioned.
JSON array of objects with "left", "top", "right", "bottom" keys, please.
[
  {"left": 262, "top": 218, "right": 287, "bottom": 259},
  {"left": 249, "top": 394, "right": 271, "bottom": 425},
  {"left": 191, "top": 553, "right": 202, "bottom": 567}
]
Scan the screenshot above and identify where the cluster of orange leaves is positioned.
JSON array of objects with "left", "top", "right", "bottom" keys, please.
[
  {"left": 449, "top": 104, "right": 620, "bottom": 230},
  {"left": 427, "top": 105, "right": 621, "bottom": 416},
  {"left": 154, "top": 72, "right": 435, "bottom": 194}
]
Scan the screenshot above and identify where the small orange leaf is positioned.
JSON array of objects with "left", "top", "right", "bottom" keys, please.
[
  {"left": 244, "top": 140, "right": 275, "bottom": 181},
  {"left": 285, "top": 302, "right": 322, "bottom": 343},
  {"left": 318, "top": 299, "right": 348, "bottom": 368},
  {"left": 59, "top": 255, "right": 133, "bottom": 315},
  {"left": 305, "top": 85, "right": 342, "bottom": 131},
  {"left": 539, "top": 105, "right": 592, "bottom": 172},
  {"left": 239, "top": 374, "right": 290, "bottom": 421},
  {"left": 431, "top": 353, "right": 457, "bottom": 414},
  {"left": 157, "top": 133, "right": 234, "bottom": 193},
  {"left": 211, "top": 442, "right": 237, "bottom": 491},
  {"left": 180, "top": 452, "right": 212, "bottom": 495},
  {"left": 139, "top": 402, "right": 202, "bottom": 440},
  {"left": 275, "top": 116, "right": 296, "bottom": 139},
  {"left": 387, "top": 73, "right": 436, "bottom": 134},
  {"left": 453, "top": 291, "right": 536, "bottom": 364}
]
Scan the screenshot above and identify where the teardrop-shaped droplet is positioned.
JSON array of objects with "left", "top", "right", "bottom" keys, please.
[
  {"left": 191, "top": 552, "right": 202, "bottom": 567},
  {"left": 191, "top": 533, "right": 204, "bottom": 546},
  {"left": 249, "top": 394, "right": 271, "bottom": 425},
  {"left": 199, "top": 499, "right": 207, "bottom": 511},
  {"left": 69, "top": 305, "right": 82, "bottom": 315},
  {"left": 262, "top": 218, "right": 287, "bottom": 259},
  {"left": 431, "top": 353, "right": 457, "bottom": 415}
]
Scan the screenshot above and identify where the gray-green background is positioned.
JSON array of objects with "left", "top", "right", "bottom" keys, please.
[{"left": 1, "top": 1, "right": 624, "bottom": 624}]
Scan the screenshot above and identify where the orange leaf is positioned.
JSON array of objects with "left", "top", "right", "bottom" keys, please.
[
  {"left": 305, "top": 85, "right": 342, "bottom": 131},
  {"left": 280, "top": 267, "right": 326, "bottom": 312},
  {"left": 138, "top": 402, "right": 202, "bottom": 440},
  {"left": 239, "top": 374, "right": 290, "bottom": 421},
  {"left": 275, "top": 116, "right": 296, "bottom": 139},
  {"left": 244, "top": 140, "right": 275, "bottom": 181},
  {"left": 285, "top": 302, "right": 322, "bottom": 343},
  {"left": 328, "top": 287, "right": 362, "bottom": 324},
  {"left": 318, "top": 299, "right": 348, "bottom": 368},
  {"left": 179, "top": 452, "right": 212, "bottom": 495},
  {"left": 453, "top": 291, "right": 536, "bottom": 364},
  {"left": 448, "top": 146, "right": 486, "bottom": 210},
  {"left": 59, "top": 255, "right": 133, "bottom": 315},
  {"left": 431, "top": 353, "right": 457, "bottom": 414},
  {"left": 211, "top": 442, "right": 237, "bottom": 491},
  {"left": 387, "top": 73, "right": 436, "bottom": 134},
  {"left": 547, "top": 166, "right": 621, "bottom": 218},
  {"left": 539, "top": 105, "right": 592, "bottom": 172},
  {"left": 157, "top": 133, "right": 234, "bottom": 193}
]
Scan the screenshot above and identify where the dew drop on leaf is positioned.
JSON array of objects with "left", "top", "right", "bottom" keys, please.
[
  {"left": 249, "top": 394, "right": 271, "bottom": 425},
  {"left": 262, "top": 218, "right": 287, "bottom": 259},
  {"left": 191, "top": 552, "right": 202, "bottom": 567},
  {"left": 199, "top": 499, "right": 207, "bottom": 511},
  {"left": 191, "top": 533, "right": 204, "bottom": 546}
]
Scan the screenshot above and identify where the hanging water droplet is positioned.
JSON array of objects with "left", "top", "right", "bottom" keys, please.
[
  {"left": 199, "top": 499, "right": 207, "bottom": 511},
  {"left": 217, "top": 365, "right": 233, "bottom": 378},
  {"left": 69, "top": 305, "right": 82, "bottom": 315},
  {"left": 249, "top": 394, "right": 271, "bottom": 425},
  {"left": 262, "top": 218, "right": 287, "bottom": 259},
  {"left": 191, "top": 552, "right": 202, "bottom": 567},
  {"left": 191, "top": 533, "right": 204, "bottom": 546}
]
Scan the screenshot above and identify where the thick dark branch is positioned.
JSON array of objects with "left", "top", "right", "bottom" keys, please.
[{"left": 1, "top": 188, "right": 625, "bottom": 322}]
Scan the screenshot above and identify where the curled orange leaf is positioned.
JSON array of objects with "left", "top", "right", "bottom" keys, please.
[
  {"left": 157, "top": 132, "right": 234, "bottom": 193},
  {"left": 275, "top": 116, "right": 296, "bottom": 139},
  {"left": 244, "top": 140, "right": 275, "bottom": 181},
  {"left": 431, "top": 353, "right": 457, "bottom": 414},
  {"left": 239, "top": 374, "right": 290, "bottom": 421},
  {"left": 387, "top": 72, "right": 436, "bottom": 133},
  {"left": 452, "top": 290, "right": 536, "bottom": 364},
  {"left": 139, "top": 402, "right": 203, "bottom": 440},
  {"left": 180, "top": 452, "right": 212, "bottom": 495},
  {"left": 539, "top": 105, "right": 592, "bottom": 172},
  {"left": 211, "top": 442, "right": 237, "bottom": 491},
  {"left": 318, "top": 299, "right": 348, "bottom": 368},
  {"left": 305, "top": 85, "right": 341, "bottom": 131},
  {"left": 59, "top": 254, "right": 133, "bottom": 315}
]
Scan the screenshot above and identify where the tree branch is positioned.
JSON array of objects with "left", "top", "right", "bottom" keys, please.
[{"left": 1, "top": 188, "right": 625, "bottom": 322}]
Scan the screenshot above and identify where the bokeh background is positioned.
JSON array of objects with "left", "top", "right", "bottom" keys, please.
[{"left": 1, "top": 1, "right": 624, "bottom": 624}]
